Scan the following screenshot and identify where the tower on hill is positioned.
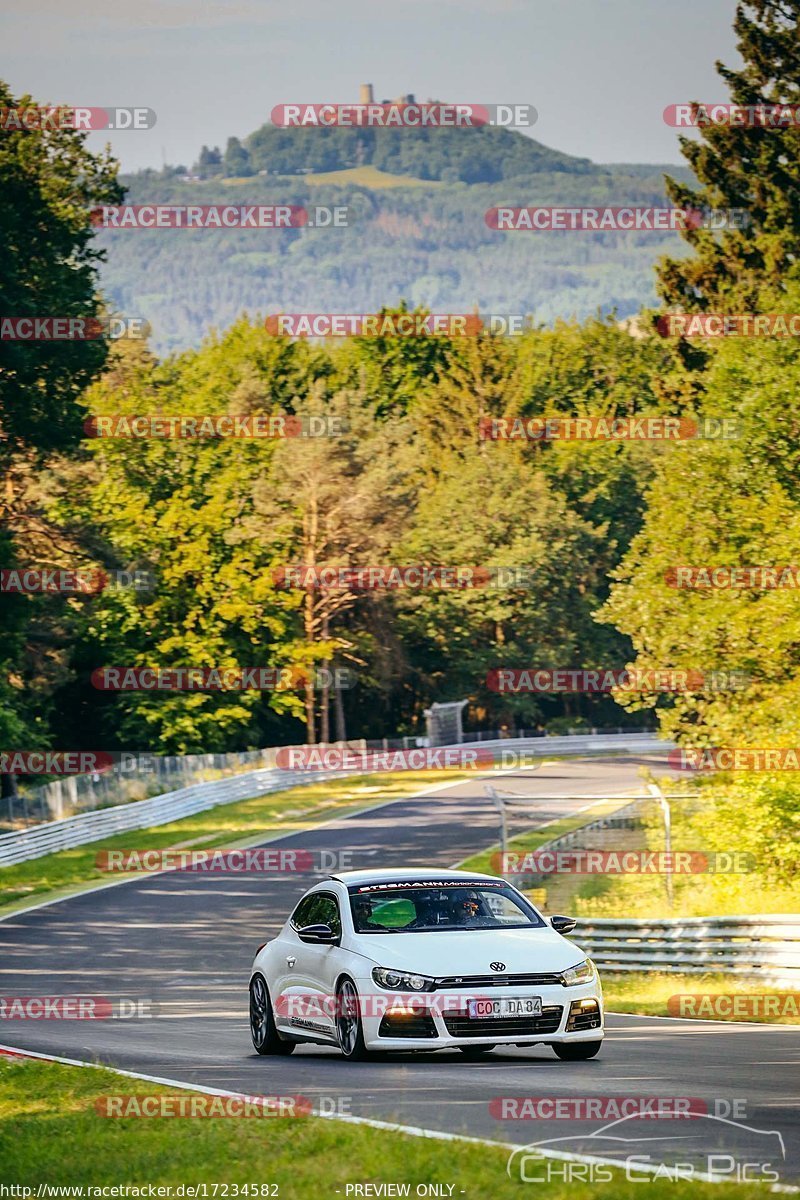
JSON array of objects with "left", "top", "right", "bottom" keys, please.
[{"left": 359, "top": 84, "right": 417, "bottom": 106}]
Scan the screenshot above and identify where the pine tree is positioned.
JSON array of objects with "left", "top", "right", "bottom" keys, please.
[
  {"left": 195, "top": 145, "right": 223, "bottom": 178},
  {"left": 223, "top": 136, "right": 252, "bottom": 178},
  {"left": 657, "top": 0, "right": 800, "bottom": 312}
]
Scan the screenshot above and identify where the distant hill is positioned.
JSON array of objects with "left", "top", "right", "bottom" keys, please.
[
  {"left": 598, "top": 162, "right": 690, "bottom": 178},
  {"left": 242, "top": 123, "right": 598, "bottom": 183},
  {"left": 98, "top": 123, "right": 695, "bottom": 355}
]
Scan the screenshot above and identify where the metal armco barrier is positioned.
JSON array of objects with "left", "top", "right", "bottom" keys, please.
[
  {"left": 0, "top": 732, "right": 670, "bottom": 869},
  {"left": 0, "top": 766, "right": 353, "bottom": 869},
  {"left": 575, "top": 915, "right": 800, "bottom": 985}
]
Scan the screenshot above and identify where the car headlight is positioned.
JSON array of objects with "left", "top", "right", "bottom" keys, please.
[
  {"left": 561, "top": 959, "right": 595, "bottom": 986},
  {"left": 372, "top": 967, "right": 436, "bottom": 992}
]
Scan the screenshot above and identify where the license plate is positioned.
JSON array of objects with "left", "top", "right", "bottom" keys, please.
[{"left": 467, "top": 996, "right": 542, "bottom": 1019}]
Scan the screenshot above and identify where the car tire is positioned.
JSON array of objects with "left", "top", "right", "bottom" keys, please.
[
  {"left": 458, "top": 1045, "right": 496, "bottom": 1058},
  {"left": 553, "top": 1040, "right": 602, "bottom": 1061},
  {"left": 335, "top": 978, "right": 370, "bottom": 1061},
  {"left": 250, "top": 974, "right": 296, "bottom": 1055}
]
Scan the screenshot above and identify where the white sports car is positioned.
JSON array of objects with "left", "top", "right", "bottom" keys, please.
[{"left": 249, "top": 868, "right": 603, "bottom": 1060}]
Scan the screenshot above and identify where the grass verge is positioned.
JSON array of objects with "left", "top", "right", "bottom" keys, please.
[
  {"left": 459, "top": 795, "right": 800, "bottom": 1026},
  {"left": 602, "top": 972, "right": 800, "bottom": 1024},
  {"left": 564, "top": 777, "right": 799, "bottom": 919},
  {"left": 0, "top": 1056, "right": 776, "bottom": 1199},
  {"left": 0, "top": 769, "right": 472, "bottom": 916}
]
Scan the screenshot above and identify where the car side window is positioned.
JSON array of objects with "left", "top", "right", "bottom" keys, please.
[
  {"left": 306, "top": 893, "right": 341, "bottom": 936},
  {"left": 289, "top": 896, "right": 316, "bottom": 930},
  {"left": 291, "top": 892, "right": 341, "bottom": 936}
]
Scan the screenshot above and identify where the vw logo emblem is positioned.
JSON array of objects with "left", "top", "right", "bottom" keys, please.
[{"left": 490, "top": 961, "right": 506, "bottom": 972}]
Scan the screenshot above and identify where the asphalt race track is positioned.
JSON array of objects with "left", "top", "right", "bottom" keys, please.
[{"left": 1, "top": 755, "right": 798, "bottom": 1185}]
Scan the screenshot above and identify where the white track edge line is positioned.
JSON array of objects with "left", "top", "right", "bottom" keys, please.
[{"left": 1, "top": 1042, "right": 795, "bottom": 1191}]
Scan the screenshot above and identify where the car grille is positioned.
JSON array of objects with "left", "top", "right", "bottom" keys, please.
[
  {"left": 378, "top": 1012, "right": 438, "bottom": 1039},
  {"left": 435, "top": 973, "right": 563, "bottom": 989},
  {"left": 443, "top": 1004, "right": 563, "bottom": 1038}
]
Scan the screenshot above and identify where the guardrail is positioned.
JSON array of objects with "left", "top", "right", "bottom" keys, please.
[
  {"left": 0, "top": 766, "right": 356, "bottom": 870},
  {"left": 0, "top": 732, "right": 670, "bottom": 869},
  {"left": 574, "top": 915, "right": 800, "bottom": 985},
  {"left": 482, "top": 732, "right": 668, "bottom": 757},
  {"left": 12, "top": 727, "right": 659, "bottom": 824}
]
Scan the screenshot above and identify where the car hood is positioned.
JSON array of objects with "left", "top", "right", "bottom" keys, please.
[{"left": 350, "top": 926, "right": 587, "bottom": 976}]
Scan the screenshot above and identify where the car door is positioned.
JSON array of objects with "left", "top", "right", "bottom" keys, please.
[
  {"left": 280, "top": 891, "right": 343, "bottom": 1039},
  {"left": 268, "top": 894, "right": 315, "bottom": 1033}
]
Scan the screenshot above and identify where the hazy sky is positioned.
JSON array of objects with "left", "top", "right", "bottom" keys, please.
[{"left": 4, "top": 0, "right": 740, "bottom": 173}]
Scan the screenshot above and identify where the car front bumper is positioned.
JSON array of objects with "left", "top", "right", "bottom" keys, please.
[{"left": 356, "top": 977, "right": 604, "bottom": 1051}]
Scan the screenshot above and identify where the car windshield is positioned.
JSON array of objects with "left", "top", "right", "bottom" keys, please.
[{"left": 348, "top": 880, "right": 545, "bottom": 933}]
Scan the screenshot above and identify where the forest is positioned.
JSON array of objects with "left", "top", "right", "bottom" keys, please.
[{"left": 3, "top": 0, "right": 800, "bottom": 774}]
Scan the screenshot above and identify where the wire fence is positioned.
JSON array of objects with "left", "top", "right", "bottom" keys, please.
[{"left": 6, "top": 724, "right": 657, "bottom": 829}]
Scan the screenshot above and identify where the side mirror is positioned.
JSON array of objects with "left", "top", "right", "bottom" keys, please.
[
  {"left": 297, "top": 923, "right": 338, "bottom": 945},
  {"left": 550, "top": 914, "right": 577, "bottom": 935}
]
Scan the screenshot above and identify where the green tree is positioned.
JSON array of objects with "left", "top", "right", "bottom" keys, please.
[
  {"left": 331, "top": 305, "right": 462, "bottom": 419},
  {"left": 398, "top": 334, "right": 620, "bottom": 730},
  {"left": 223, "top": 137, "right": 253, "bottom": 178},
  {"left": 600, "top": 294, "right": 800, "bottom": 748},
  {"left": 658, "top": 0, "right": 800, "bottom": 313},
  {"left": 0, "top": 82, "right": 122, "bottom": 468},
  {"left": 195, "top": 145, "right": 222, "bottom": 178},
  {"left": 50, "top": 326, "right": 321, "bottom": 753},
  {"left": 229, "top": 385, "right": 414, "bottom": 741},
  {"left": 0, "top": 80, "right": 121, "bottom": 790}
]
